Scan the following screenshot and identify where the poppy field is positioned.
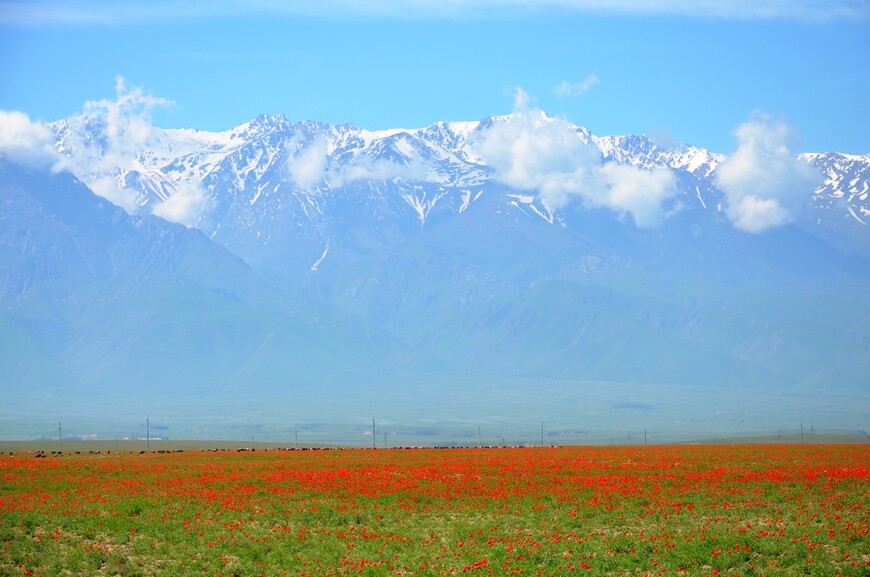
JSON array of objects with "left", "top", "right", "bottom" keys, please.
[{"left": 1, "top": 444, "right": 868, "bottom": 576}]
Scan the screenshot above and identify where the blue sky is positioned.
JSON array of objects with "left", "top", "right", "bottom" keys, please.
[{"left": 1, "top": 0, "right": 868, "bottom": 154}]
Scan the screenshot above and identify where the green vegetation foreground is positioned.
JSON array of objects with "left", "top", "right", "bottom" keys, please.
[{"left": 1, "top": 445, "right": 868, "bottom": 576}]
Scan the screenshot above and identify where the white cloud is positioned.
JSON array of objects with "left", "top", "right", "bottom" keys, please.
[
  {"left": 88, "top": 175, "right": 140, "bottom": 213},
  {"left": 726, "top": 195, "right": 792, "bottom": 233},
  {"left": 513, "top": 87, "right": 534, "bottom": 112},
  {"left": 0, "top": 110, "right": 59, "bottom": 169},
  {"left": 474, "top": 108, "right": 602, "bottom": 207},
  {"left": 286, "top": 135, "right": 328, "bottom": 189},
  {"left": 3, "top": 0, "right": 865, "bottom": 24},
  {"left": 599, "top": 163, "right": 680, "bottom": 227},
  {"left": 58, "top": 76, "right": 172, "bottom": 211},
  {"left": 151, "top": 180, "right": 209, "bottom": 227},
  {"left": 554, "top": 74, "right": 599, "bottom": 98},
  {"left": 647, "top": 127, "right": 684, "bottom": 152},
  {"left": 328, "top": 157, "right": 430, "bottom": 189},
  {"left": 77, "top": 75, "right": 172, "bottom": 161},
  {"left": 473, "top": 100, "right": 679, "bottom": 227},
  {"left": 714, "top": 112, "right": 822, "bottom": 233}
]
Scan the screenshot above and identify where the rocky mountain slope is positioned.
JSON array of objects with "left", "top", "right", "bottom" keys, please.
[{"left": 1, "top": 109, "right": 868, "bottom": 439}]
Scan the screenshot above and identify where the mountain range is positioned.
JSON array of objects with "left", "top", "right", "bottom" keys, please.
[{"left": 1, "top": 110, "right": 868, "bottom": 442}]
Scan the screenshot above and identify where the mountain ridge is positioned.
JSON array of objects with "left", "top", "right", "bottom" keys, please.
[
  {"left": 1, "top": 110, "right": 868, "bottom": 439},
  {"left": 48, "top": 111, "right": 869, "bottom": 217}
]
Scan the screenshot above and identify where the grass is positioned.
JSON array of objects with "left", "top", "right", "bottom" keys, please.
[{"left": 1, "top": 445, "right": 868, "bottom": 576}]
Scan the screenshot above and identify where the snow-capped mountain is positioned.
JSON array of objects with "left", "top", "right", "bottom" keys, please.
[
  {"left": 51, "top": 113, "right": 493, "bottom": 270},
  {"left": 2, "top": 110, "right": 869, "bottom": 439},
  {"left": 48, "top": 111, "right": 869, "bottom": 274},
  {"left": 805, "top": 151, "right": 870, "bottom": 240}
]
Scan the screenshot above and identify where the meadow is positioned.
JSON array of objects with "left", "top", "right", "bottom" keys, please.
[{"left": 1, "top": 445, "right": 868, "bottom": 576}]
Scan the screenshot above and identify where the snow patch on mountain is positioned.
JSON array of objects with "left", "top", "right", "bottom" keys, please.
[{"left": 41, "top": 93, "right": 868, "bottom": 262}]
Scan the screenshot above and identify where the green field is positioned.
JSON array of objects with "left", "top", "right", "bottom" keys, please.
[{"left": 2, "top": 445, "right": 868, "bottom": 576}]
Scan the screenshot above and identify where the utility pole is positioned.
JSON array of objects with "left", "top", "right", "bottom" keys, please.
[
  {"left": 644, "top": 429, "right": 647, "bottom": 446},
  {"left": 58, "top": 422, "right": 62, "bottom": 452},
  {"left": 628, "top": 431, "right": 631, "bottom": 446},
  {"left": 372, "top": 419, "right": 376, "bottom": 449},
  {"left": 294, "top": 425, "right": 298, "bottom": 450},
  {"left": 478, "top": 427, "right": 481, "bottom": 448},
  {"left": 800, "top": 423, "right": 804, "bottom": 444},
  {"left": 540, "top": 422, "right": 544, "bottom": 447},
  {"left": 146, "top": 418, "right": 150, "bottom": 451}
]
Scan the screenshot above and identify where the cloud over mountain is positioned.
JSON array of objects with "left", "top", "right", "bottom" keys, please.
[
  {"left": 2, "top": 95, "right": 869, "bottom": 439},
  {"left": 473, "top": 108, "right": 679, "bottom": 227},
  {"left": 152, "top": 180, "right": 209, "bottom": 226},
  {"left": 52, "top": 76, "right": 172, "bottom": 211},
  {"left": 0, "top": 110, "right": 59, "bottom": 169},
  {"left": 715, "top": 113, "right": 822, "bottom": 233},
  {"left": 286, "top": 135, "right": 329, "bottom": 190},
  {"left": 28, "top": 79, "right": 866, "bottom": 237},
  {"left": 328, "top": 157, "right": 431, "bottom": 189}
]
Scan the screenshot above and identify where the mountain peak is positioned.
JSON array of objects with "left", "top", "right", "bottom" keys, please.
[
  {"left": 40, "top": 110, "right": 869, "bottom": 243},
  {"left": 235, "top": 113, "right": 292, "bottom": 136}
]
